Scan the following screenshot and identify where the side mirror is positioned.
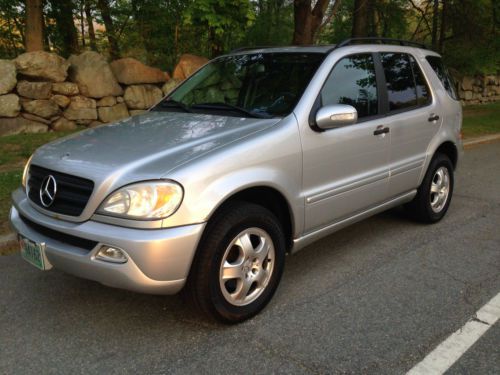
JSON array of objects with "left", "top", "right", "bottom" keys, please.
[{"left": 315, "top": 104, "right": 358, "bottom": 130}]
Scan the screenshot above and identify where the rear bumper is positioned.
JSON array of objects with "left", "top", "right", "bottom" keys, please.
[{"left": 9, "top": 188, "right": 205, "bottom": 295}]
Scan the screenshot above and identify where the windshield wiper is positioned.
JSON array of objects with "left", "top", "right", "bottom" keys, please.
[
  {"left": 191, "top": 102, "right": 272, "bottom": 119},
  {"left": 157, "top": 99, "right": 192, "bottom": 113}
]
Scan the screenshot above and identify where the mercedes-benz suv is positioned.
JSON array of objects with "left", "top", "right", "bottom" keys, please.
[{"left": 10, "top": 38, "right": 463, "bottom": 323}]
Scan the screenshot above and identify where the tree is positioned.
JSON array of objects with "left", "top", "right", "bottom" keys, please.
[
  {"left": 292, "top": 0, "right": 331, "bottom": 45},
  {"left": 48, "top": 0, "right": 80, "bottom": 56},
  {"left": 242, "top": 0, "right": 294, "bottom": 46},
  {"left": 184, "top": 0, "right": 254, "bottom": 57},
  {"left": 25, "top": 0, "right": 43, "bottom": 51},
  {"left": 431, "top": 0, "right": 439, "bottom": 49},
  {"left": 438, "top": 0, "right": 447, "bottom": 52},
  {"left": 84, "top": 0, "right": 97, "bottom": 51},
  {"left": 351, "top": 0, "right": 368, "bottom": 38},
  {"left": 97, "top": 0, "right": 120, "bottom": 59}
]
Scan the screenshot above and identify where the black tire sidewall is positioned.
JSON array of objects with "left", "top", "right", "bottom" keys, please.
[
  {"left": 419, "top": 154, "right": 454, "bottom": 222},
  {"left": 194, "top": 202, "right": 286, "bottom": 323}
]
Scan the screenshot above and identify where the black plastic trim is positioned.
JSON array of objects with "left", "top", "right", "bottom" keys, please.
[
  {"left": 336, "top": 37, "right": 427, "bottom": 49},
  {"left": 19, "top": 214, "right": 98, "bottom": 251}
]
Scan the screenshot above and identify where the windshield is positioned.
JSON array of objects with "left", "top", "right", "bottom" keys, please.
[{"left": 152, "top": 52, "right": 325, "bottom": 118}]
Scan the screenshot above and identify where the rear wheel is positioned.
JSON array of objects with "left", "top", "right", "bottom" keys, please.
[
  {"left": 406, "top": 153, "right": 454, "bottom": 223},
  {"left": 186, "top": 201, "right": 286, "bottom": 323}
]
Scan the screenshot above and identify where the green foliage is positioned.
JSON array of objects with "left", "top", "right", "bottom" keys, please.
[
  {"left": 442, "top": 0, "right": 499, "bottom": 74},
  {"left": 242, "top": 1, "right": 294, "bottom": 46},
  {"left": 183, "top": 0, "right": 255, "bottom": 55},
  {"left": 0, "top": 0, "right": 24, "bottom": 58},
  {"left": 0, "top": 0, "right": 497, "bottom": 75}
]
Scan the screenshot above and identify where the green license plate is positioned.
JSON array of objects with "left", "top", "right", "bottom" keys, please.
[{"left": 20, "top": 235, "right": 49, "bottom": 270}]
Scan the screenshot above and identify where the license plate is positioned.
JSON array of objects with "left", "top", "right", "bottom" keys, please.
[{"left": 19, "top": 235, "right": 51, "bottom": 270}]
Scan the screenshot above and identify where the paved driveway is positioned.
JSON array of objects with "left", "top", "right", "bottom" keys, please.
[{"left": 1, "top": 142, "right": 499, "bottom": 374}]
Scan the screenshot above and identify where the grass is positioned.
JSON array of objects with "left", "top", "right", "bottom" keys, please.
[
  {"left": 462, "top": 102, "right": 500, "bottom": 138},
  {"left": 0, "top": 102, "right": 499, "bottom": 240}
]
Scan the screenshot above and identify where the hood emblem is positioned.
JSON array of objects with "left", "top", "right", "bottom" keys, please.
[{"left": 39, "top": 175, "right": 57, "bottom": 207}]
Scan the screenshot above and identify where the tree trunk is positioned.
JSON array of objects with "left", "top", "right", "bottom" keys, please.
[
  {"left": 369, "top": 0, "right": 380, "bottom": 37},
  {"left": 292, "top": 0, "right": 330, "bottom": 45},
  {"left": 97, "top": 0, "right": 120, "bottom": 60},
  {"left": 293, "top": 0, "right": 313, "bottom": 44},
  {"left": 51, "top": 0, "right": 80, "bottom": 56},
  {"left": 85, "top": 0, "right": 98, "bottom": 51},
  {"left": 25, "top": 0, "right": 44, "bottom": 51},
  {"left": 431, "top": 0, "right": 439, "bottom": 49},
  {"left": 131, "top": 0, "right": 156, "bottom": 64},
  {"left": 351, "top": 0, "right": 369, "bottom": 38},
  {"left": 80, "top": 2, "right": 86, "bottom": 47},
  {"left": 438, "top": 0, "right": 447, "bottom": 52},
  {"left": 43, "top": 13, "right": 50, "bottom": 49}
]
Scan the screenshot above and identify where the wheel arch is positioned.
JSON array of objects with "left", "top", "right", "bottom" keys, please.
[
  {"left": 204, "top": 186, "right": 295, "bottom": 252},
  {"left": 434, "top": 141, "right": 458, "bottom": 170}
]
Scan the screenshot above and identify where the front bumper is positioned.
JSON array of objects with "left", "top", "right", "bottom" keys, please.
[{"left": 9, "top": 188, "right": 205, "bottom": 295}]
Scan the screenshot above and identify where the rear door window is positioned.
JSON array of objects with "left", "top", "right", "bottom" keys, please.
[
  {"left": 380, "top": 53, "right": 418, "bottom": 111},
  {"left": 426, "top": 55, "right": 458, "bottom": 100},
  {"left": 409, "top": 55, "right": 432, "bottom": 106}
]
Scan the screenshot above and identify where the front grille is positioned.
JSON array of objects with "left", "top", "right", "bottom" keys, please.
[
  {"left": 19, "top": 214, "right": 98, "bottom": 251},
  {"left": 27, "top": 165, "right": 94, "bottom": 216}
]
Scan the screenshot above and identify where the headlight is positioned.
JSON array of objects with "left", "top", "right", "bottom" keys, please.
[
  {"left": 97, "top": 181, "right": 183, "bottom": 220},
  {"left": 22, "top": 156, "right": 33, "bottom": 190}
]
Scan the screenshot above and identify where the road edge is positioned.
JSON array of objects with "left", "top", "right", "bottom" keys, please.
[{"left": 463, "top": 133, "right": 500, "bottom": 149}]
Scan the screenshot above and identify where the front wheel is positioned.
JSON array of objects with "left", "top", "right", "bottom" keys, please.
[
  {"left": 186, "top": 202, "right": 286, "bottom": 323},
  {"left": 406, "top": 153, "right": 454, "bottom": 223}
]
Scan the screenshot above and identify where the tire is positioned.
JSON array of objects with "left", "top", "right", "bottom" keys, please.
[
  {"left": 406, "top": 153, "right": 454, "bottom": 223},
  {"left": 186, "top": 201, "right": 286, "bottom": 323}
]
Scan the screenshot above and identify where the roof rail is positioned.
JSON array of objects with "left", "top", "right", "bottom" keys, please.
[
  {"left": 335, "top": 37, "right": 427, "bottom": 49},
  {"left": 230, "top": 44, "right": 336, "bottom": 53},
  {"left": 230, "top": 46, "right": 277, "bottom": 53}
]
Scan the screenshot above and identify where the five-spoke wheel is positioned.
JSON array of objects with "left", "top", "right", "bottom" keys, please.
[
  {"left": 187, "top": 202, "right": 285, "bottom": 323},
  {"left": 406, "top": 153, "right": 454, "bottom": 223},
  {"left": 219, "top": 228, "right": 275, "bottom": 306}
]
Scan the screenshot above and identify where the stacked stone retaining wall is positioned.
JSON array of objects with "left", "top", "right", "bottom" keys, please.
[{"left": 0, "top": 51, "right": 207, "bottom": 136}]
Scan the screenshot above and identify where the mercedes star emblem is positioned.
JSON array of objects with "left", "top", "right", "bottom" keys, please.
[{"left": 39, "top": 175, "right": 57, "bottom": 207}]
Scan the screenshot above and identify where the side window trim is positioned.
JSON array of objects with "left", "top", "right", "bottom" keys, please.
[
  {"left": 373, "top": 52, "right": 389, "bottom": 116},
  {"left": 377, "top": 51, "right": 433, "bottom": 117}
]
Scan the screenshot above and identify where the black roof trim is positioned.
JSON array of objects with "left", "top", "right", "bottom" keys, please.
[
  {"left": 335, "top": 37, "right": 427, "bottom": 50},
  {"left": 229, "top": 38, "right": 428, "bottom": 55}
]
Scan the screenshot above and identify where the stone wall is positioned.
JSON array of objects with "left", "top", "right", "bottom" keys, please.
[
  {"left": 0, "top": 51, "right": 208, "bottom": 137},
  {"left": 458, "top": 75, "right": 500, "bottom": 106}
]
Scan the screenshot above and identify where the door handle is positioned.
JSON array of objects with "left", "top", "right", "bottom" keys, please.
[
  {"left": 373, "top": 126, "right": 390, "bottom": 136},
  {"left": 428, "top": 114, "right": 440, "bottom": 122}
]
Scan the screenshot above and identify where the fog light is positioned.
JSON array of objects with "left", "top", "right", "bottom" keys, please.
[{"left": 95, "top": 246, "right": 128, "bottom": 263}]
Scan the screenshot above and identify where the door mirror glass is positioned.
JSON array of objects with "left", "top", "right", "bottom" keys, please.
[{"left": 315, "top": 104, "right": 358, "bottom": 129}]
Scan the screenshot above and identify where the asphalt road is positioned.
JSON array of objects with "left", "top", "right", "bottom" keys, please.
[{"left": 1, "top": 142, "right": 499, "bottom": 374}]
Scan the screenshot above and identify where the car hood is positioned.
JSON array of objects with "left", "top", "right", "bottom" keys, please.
[{"left": 31, "top": 111, "right": 280, "bottom": 186}]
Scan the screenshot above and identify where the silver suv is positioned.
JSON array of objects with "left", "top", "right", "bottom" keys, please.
[{"left": 10, "top": 39, "right": 463, "bottom": 323}]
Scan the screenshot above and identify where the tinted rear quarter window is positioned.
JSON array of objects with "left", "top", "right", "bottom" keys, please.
[{"left": 426, "top": 56, "right": 458, "bottom": 100}]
